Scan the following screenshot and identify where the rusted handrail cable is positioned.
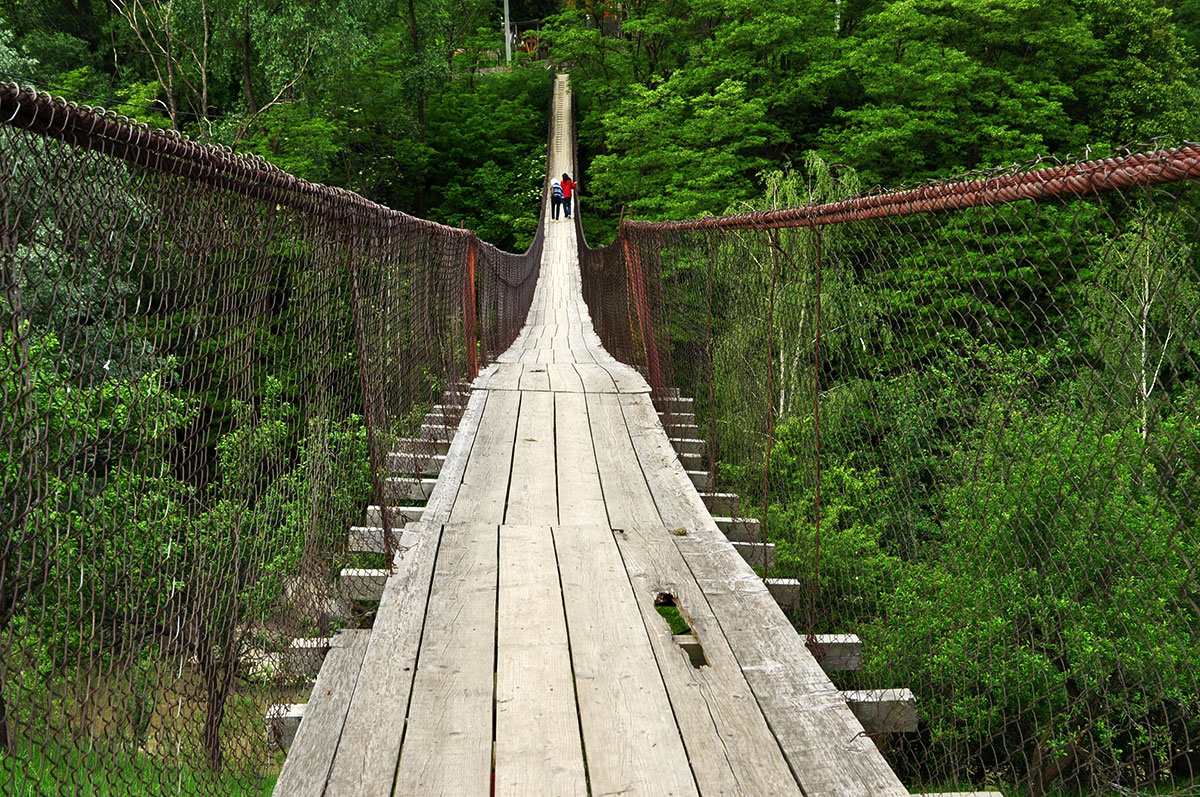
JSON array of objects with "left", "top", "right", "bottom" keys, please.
[
  {"left": 624, "top": 143, "right": 1200, "bottom": 232},
  {"left": 0, "top": 82, "right": 463, "bottom": 232}
]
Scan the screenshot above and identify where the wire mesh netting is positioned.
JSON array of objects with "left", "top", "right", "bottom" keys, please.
[
  {"left": 579, "top": 148, "right": 1200, "bottom": 795},
  {"left": 0, "top": 84, "right": 541, "bottom": 794}
]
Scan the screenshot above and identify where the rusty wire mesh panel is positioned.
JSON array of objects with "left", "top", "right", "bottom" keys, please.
[
  {"left": 579, "top": 147, "right": 1200, "bottom": 795},
  {"left": 0, "top": 84, "right": 540, "bottom": 794}
]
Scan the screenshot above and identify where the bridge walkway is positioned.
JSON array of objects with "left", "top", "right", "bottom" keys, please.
[{"left": 279, "top": 75, "right": 909, "bottom": 796}]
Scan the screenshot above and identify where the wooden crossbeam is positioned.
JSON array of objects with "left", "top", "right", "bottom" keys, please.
[
  {"left": 339, "top": 568, "right": 388, "bottom": 601},
  {"left": 700, "top": 491, "right": 739, "bottom": 515},
  {"left": 670, "top": 437, "right": 706, "bottom": 456},
  {"left": 731, "top": 540, "right": 774, "bottom": 569},
  {"left": 843, "top": 689, "right": 917, "bottom": 733},
  {"left": 712, "top": 515, "right": 762, "bottom": 542}
]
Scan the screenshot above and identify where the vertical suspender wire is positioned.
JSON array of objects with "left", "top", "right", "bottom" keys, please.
[
  {"left": 705, "top": 233, "right": 719, "bottom": 494},
  {"left": 346, "top": 242, "right": 396, "bottom": 572},
  {"left": 809, "top": 229, "right": 824, "bottom": 645},
  {"left": 464, "top": 236, "right": 479, "bottom": 377},
  {"left": 759, "top": 228, "right": 782, "bottom": 573}
]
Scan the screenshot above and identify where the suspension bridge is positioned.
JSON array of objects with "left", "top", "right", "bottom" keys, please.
[
  {"left": 268, "top": 74, "right": 918, "bottom": 796},
  {"left": 3, "top": 66, "right": 1198, "bottom": 797}
]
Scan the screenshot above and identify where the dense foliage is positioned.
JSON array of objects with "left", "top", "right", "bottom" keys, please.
[{"left": 5, "top": 0, "right": 1200, "bottom": 794}]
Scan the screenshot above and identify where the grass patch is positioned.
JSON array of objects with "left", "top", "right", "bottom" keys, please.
[{"left": 1, "top": 740, "right": 278, "bottom": 796}]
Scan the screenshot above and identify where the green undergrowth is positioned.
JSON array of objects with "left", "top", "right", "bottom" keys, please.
[{"left": 1, "top": 741, "right": 278, "bottom": 796}]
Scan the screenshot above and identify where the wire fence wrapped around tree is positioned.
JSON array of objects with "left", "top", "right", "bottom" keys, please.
[
  {"left": 0, "top": 84, "right": 540, "bottom": 794},
  {"left": 579, "top": 147, "right": 1200, "bottom": 795}
]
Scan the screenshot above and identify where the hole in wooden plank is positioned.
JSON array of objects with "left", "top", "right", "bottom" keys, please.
[{"left": 654, "top": 593, "right": 708, "bottom": 669}]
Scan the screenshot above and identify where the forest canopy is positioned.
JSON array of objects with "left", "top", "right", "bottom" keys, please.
[{"left": 3, "top": 1, "right": 1200, "bottom": 795}]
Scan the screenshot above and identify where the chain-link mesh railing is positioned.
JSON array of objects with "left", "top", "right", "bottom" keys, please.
[
  {"left": 579, "top": 147, "right": 1200, "bottom": 796},
  {"left": 0, "top": 83, "right": 542, "bottom": 794}
]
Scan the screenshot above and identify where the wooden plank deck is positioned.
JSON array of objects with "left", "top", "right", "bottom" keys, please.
[{"left": 275, "top": 73, "right": 909, "bottom": 797}]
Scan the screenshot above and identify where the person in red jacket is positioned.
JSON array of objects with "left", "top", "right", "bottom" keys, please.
[{"left": 560, "top": 173, "right": 577, "bottom": 219}]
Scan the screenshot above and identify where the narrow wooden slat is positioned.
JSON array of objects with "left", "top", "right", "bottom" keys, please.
[
  {"left": 518, "top": 364, "right": 552, "bottom": 391},
  {"left": 732, "top": 540, "right": 775, "bottom": 569},
  {"left": 554, "top": 524, "right": 698, "bottom": 797},
  {"left": 448, "top": 389, "right": 520, "bottom": 523},
  {"left": 811, "top": 634, "right": 863, "bottom": 672},
  {"left": 843, "top": 689, "right": 918, "bottom": 733},
  {"left": 363, "top": 505, "right": 423, "bottom": 526},
  {"left": 272, "top": 629, "right": 371, "bottom": 796},
  {"left": 495, "top": 525, "right": 586, "bottom": 796},
  {"left": 613, "top": 525, "right": 800, "bottom": 794},
  {"left": 599, "top": 362, "right": 651, "bottom": 394},
  {"left": 420, "top": 389, "right": 488, "bottom": 524},
  {"left": 574, "top": 362, "right": 618, "bottom": 393},
  {"left": 586, "top": 391, "right": 661, "bottom": 529},
  {"left": 554, "top": 391, "right": 608, "bottom": 525},
  {"left": 547, "top": 362, "right": 584, "bottom": 392},
  {"left": 346, "top": 526, "right": 420, "bottom": 555},
  {"left": 713, "top": 515, "right": 762, "bottom": 542},
  {"left": 486, "top": 362, "right": 524, "bottom": 390},
  {"left": 505, "top": 391, "right": 558, "bottom": 524},
  {"left": 326, "top": 524, "right": 443, "bottom": 795},
  {"left": 383, "top": 477, "right": 437, "bottom": 502},
  {"left": 393, "top": 523, "right": 499, "bottom": 795},
  {"left": 338, "top": 568, "right": 387, "bottom": 601}
]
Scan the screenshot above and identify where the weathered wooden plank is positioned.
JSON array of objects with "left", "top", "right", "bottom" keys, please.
[
  {"left": 547, "top": 362, "right": 584, "bottom": 392},
  {"left": 346, "top": 526, "right": 420, "bottom": 556},
  {"left": 386, "top": 452, "right": 444, "bottom": 476},
  {"left": 657, "top": 396, "right": 695, "bottom": 414},
  {"left": 685, "top": 470, "right": 716, "bottom": 491},
  {"left": 363, "top": 505, "right": 424, "bottom": 526},
  {"left": 617, "top": 392, "right": 909, "bottom": 795},
  {"left": 843, "top": 689, "right": 918, "bottom": 733},
  {"left": 325, "top": 524, "right": 443, "bottom": 795},
  {"left": 518, "top": 364, "right": 552, "bottom": 391},
  {"left": 658, "top": 411, "right": 697, "bottom": 430},
  {"left": 420, "top": 389, "right": 488, "bottom": 524},
  {"left": 713, "top": 515, "right": 762, "bottom": 543},
  {"left": 574, "top": 362, "right": 618, "bottom": 393},
  {"left": 613, "top": 525, "right": 800, "bottom": 794},
  {"left": 554, "top": 524, "right": 698, "bottom": 796},
  {"left": 599, "top": 361, "right": 651, "bottom": 394},
  {"left": 382, "top": 477, "right": 437, "bottom": 502},
  {"left": 272, "top": 629, "right": 371, "bottom": 796},
  {"left": 448, "top": 389, "right": 520, "bottom": 524},
  {"left": 486, "top": 362, "right": 524, "bottom": 391},
  {"left": 586, "top": 391, "right": 661, "bottom": 529},
  {"left": 810, "top": 634, "right": 863, "bottom": 672},
  {"left": 495, "top": 525, "right": 587, "bottom": 796},
  {"left": 505, "top": 391, "right": 558, "bottom": 524},
  {"left": 700, "top": 490, "right": 738, "bottom": 515},
  {"left": 672, "top": 437, "right": 707, "bottom": 456},
  {"left": 338, "top": 568, "right": 387, "bottom": 601},
  {"left": 554, "top": 391, "right": 608, "bottom": 525},
  {"left": 393, "top": 523, "right": 499, "bottom": 795},
  {"left": 732, "top": 540, "right": 775, "bottom": 569},
  {"left": 392, "top": 438, "right": 450, "bottom": 456}
]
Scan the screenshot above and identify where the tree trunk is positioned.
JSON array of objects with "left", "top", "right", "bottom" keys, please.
[
  {"left": 0, "top": 685, "right": 9, "bottom": 754},
  {"left": 407, "top": 0, "right": 427, "bottom": 215},
  {"left": 198, "top": 642, "right": 233, "bottom": 771},
  {"left": 238, "top": 24, "right": 258, "bottom": 114}
]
